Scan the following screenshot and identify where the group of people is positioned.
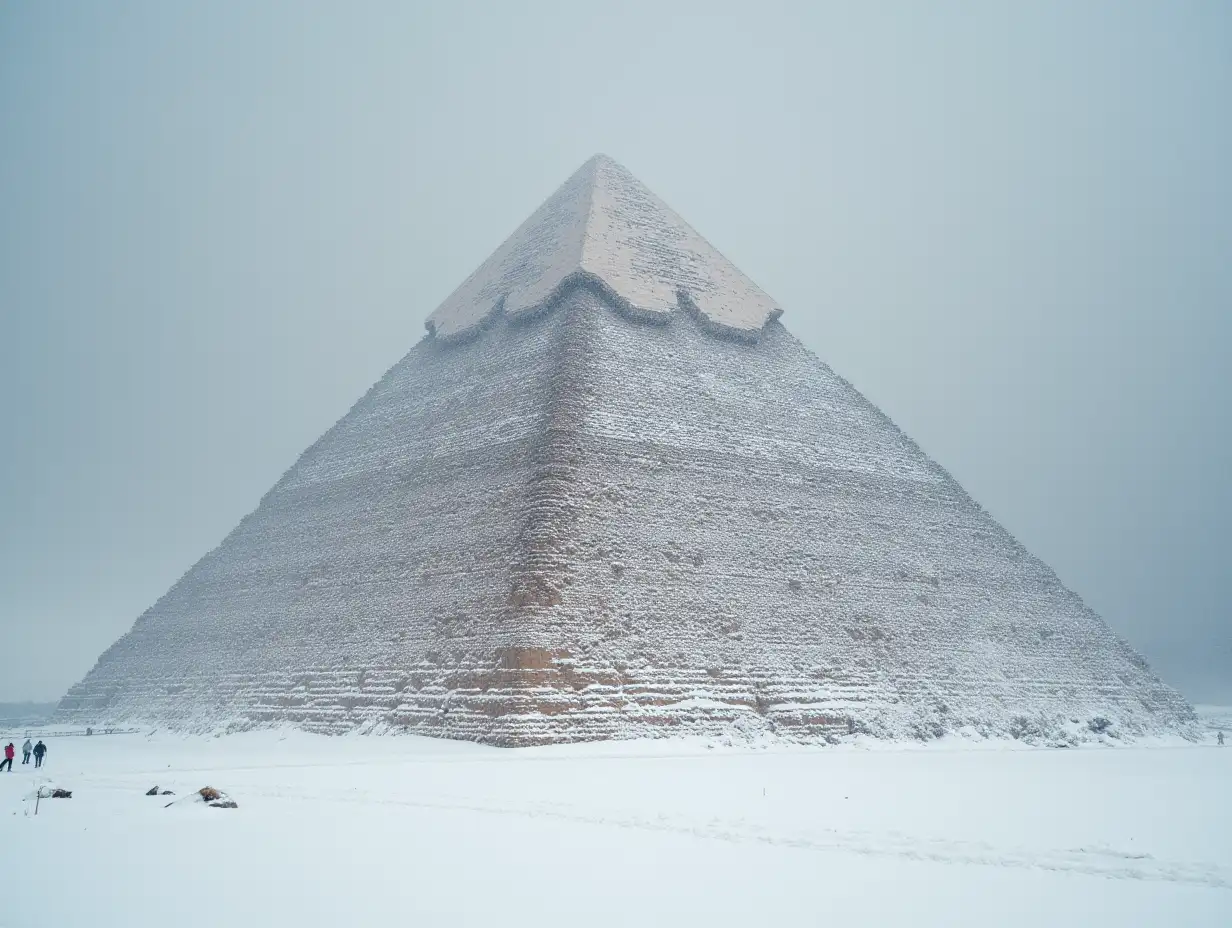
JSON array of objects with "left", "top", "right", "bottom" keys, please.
[{"left": 0, "top": 739, "right": 47, "bottom": 772}]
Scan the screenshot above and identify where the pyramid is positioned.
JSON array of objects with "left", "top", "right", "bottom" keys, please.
[{"left": 62, "top": 155, "right": 1194, "bottom": 745}]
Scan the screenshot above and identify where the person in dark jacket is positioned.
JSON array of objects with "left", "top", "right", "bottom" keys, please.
[
  {"left": 32, "top": 740, "right": 47, "bottom": 768},
  {"left": 0, "top": 743, "right": 13, "bottom": 773}
]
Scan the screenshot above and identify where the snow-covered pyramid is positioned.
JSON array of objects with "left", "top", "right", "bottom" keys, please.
[{"left": 61, "top": 155, "right": 1194, "bottom": 744}]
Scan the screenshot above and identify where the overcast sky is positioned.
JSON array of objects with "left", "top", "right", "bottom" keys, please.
[{"left": 1, "top": 1, "right": 1228, "bottom": 704}]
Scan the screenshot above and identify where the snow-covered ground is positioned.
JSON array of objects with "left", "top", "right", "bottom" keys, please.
[
  {"left": 1196, "top": 703, "right": 1232, "bottom": 732},
  {"left": 2, "top": 724, "right": 1229, "bottom": 927}
]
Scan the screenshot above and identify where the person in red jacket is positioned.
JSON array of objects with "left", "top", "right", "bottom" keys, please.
[{"left": 0, "top": 743, "right": 13, "bottom": 773}]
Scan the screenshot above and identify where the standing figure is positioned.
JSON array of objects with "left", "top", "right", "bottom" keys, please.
[
  {"left": 1220, "top": 731, "right": 1225, "bottom": 746},
  {"left": 32, "top": 740, "right": 47, "bottom": 768},
  {"left": 22, "top": 739, "right": 32, "bottom": 764},
  {"left": 0, "top": 743, "right": 13, "bottom": 773}
]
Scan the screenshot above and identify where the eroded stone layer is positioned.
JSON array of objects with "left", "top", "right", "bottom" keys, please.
[{"left": 61, "top": 286, "right": 1193, "bottom": 744}]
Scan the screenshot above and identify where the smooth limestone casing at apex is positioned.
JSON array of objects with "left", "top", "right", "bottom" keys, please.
[{"left": 60, "top": 155, "right": 1195, "bottom": 745}]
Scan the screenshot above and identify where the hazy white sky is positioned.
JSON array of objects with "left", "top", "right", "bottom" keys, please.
[{"left": 1, "top": 1, "right": 1228, "bottom": 702}]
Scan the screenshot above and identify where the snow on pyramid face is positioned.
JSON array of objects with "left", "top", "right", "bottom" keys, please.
[{"left": 61, "top": 156, "right": 1194, "bottom": 745}]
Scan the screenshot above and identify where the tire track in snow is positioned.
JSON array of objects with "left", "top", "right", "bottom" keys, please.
[{"left": 234, "top": 784, "right": 1232, "bottom": 890}]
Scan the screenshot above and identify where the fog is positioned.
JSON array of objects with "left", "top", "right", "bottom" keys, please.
[{"left": 1, "top": 1, "right": 1228, "bottom": 703}]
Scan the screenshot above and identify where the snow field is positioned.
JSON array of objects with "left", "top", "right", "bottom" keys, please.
[{"left": 1, "top": 728, "right": 1229, "bottom": 927}]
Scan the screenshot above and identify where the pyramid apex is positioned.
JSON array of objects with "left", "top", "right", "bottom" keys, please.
[
  {"left": 582, "top": 152, "right": 622, "bottom": 169},
  {"left": 426, "top": 157, "right": 781, "bottom": 342}
]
